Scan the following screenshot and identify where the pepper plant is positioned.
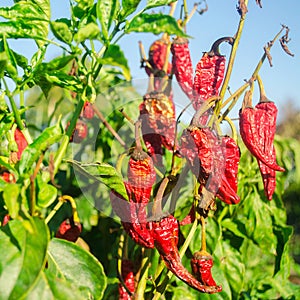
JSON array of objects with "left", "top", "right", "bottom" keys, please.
[{"left": 0, "top": 0, "right": 299, "bottom": 299}]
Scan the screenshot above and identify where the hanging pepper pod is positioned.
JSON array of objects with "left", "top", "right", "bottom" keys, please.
[
  {"left": 110, "top": 123, "right": 155, "bottom": 248},
  {"left": 193, "top": 37, "right": 233, "bottom": 109},
  {"left": 239, "top": 91, "right": 285, "bottom": 172},
  {"left": 14, "top": 127, "right": 28, "bottom": 160},
  {"left": 171, "top": 37, "right": 194, "bottom": 100},
  {"left": 139, "top": 91, "right": 176, "bottom": 163},
  {"left": 152, "top": 215, "right": 222, "bottom": 293},
  {"left": 145, "top": 37, "right": 172, "bottom": 78},
  {"left": 216, "top": 136, "right": 240, "bottom": 204},
  {"left": 255, "top": 100, "right": 284, "bottom": 200},
  {"left": 118, "top": 259, "right": 135, "bottom": 300},
  {"left": 191, "top": 251, "right": 219, "bottom": 287},
  {"left": 110, "top": 184, "right": 155, "bottom": 249},
  {"left": 55, "top": 217, "right": 82, "bottom": 242},
  {"left": 81, "top": 102, "right": 95, "bottom": 119},
  {"left": 127, "top": 132, "right": 156, "bottom": 222},
  {"left": 180, "top": 126, "right": 213, "bottom": 185}
]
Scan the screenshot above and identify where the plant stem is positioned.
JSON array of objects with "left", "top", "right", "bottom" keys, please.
[
  {"left": 217, "top": 0, "right": 249, "bottom": 110},
  {"left": 53, "top": 98, "right": 85, "bottom": 176},
  {"left": 135, "top": 249, "right": 151, "bottom": 300}
]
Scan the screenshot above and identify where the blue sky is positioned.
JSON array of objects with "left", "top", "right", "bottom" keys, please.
[{"left": 4, "top": 0, "right": 300, "bottom": 123}]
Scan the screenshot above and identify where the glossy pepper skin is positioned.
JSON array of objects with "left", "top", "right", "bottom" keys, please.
[
  {"left": 139, "top": 91, "right": 176, "bottom": 164},
  {"left": 191, "top": 252, "right": 220, "bottom": 287},
  {"left": 171, "top": 37, "right": 194, "bottom": 100},
  {"left": 118, "top": 260, "right": 135, "bottom": 300},
  {"left": 152, "top": 215, "right": 222, "bottom": 294}
]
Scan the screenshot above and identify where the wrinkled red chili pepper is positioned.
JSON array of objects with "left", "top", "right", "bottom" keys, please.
[
  {"left": 55, "top": 217, "right": 82, "bottom": 242},
  {"left": 81, "top": 102, "right": 94, "bottom": 119},
  {"left": 239, "top": 94, "right": 285, "bottom": 172},
  {"left": 171, "top": 37, "right": 194, "bottom": 100},
  {"left": 152, "top": 215, "right": 222, "bottom": 293},
  {"left": 127, "top": 143, "right": 156, "bottom": 222},
  {"left": 216, "top": 136, "right": 240, "bottom": 204},
  {"left": 180, "top": 126, "right": 213, "bottom": 184},
  {"left": 110, "top": 132, "right": 156, "bottom": 248},
  {"left": 118, "top": 259, "right": 135, "bottom": 300},
  {"left": 110, "top": 184, "right": 155, "bottom": 249},
  {"left": 191, "top": 251, "right": 219, "bottom": 287},
  {"left": 67, "top": 119, "right": 88, "bottom": 143},
  {"left": 139, "top": 91, "right": 176, "bottom": 164},
  {"left": 145, "top": 37, "right": 172, "bottom": 78},
  {"left": 254, "top": 100, "right": 284, "bottom": 200},
  {"left": 14, "top": 128, "right": 28, "bottom": 160}
]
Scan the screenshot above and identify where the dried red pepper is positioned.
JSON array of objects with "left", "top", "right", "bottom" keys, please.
[
  {"left": 139, "top": 91, "right": 176, "bottom": 163},
  {"left": 152, "top": 215, "right": 222, "bottom": 293},
  {"left": 239, "top": 93, "right": 285, "bottom": 172},
  {"left": 67, "top": 119, "right": 88, "bottom": 143},
  {"left": 145, "top": 37, "right": 172, "bottom": 78},
  {"left": 14, "top": 127, "right": 28, "bottom": 160},
  {"left": 110, "top": 183, "right": 155, "bottom": 249},
  {"left": 1, "top": 171, "right": 16, "bottom": 183},
  {"left": 81, "top": 102, "right": 94, "bottom": 119},
  {"left": 216, "top": 136, "right": 240, "bottom": 204},
  {"left": 171, "top": 37, "right": 194, "bottom": 100},
  {"left": 191, "top": 251, "right": 219, "bottom": 287},
  {"left": 118, "top": 259, "right": 135, "bottom": 300}
]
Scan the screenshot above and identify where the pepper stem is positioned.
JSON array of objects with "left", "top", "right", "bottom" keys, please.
[
  {"left": 256, "top": 74, "right": 269, "bottom": 102},
  {"left": 200, "top": 215, "right": 207, "bottom": 252},
  {"left": 207, "top": 36, "right": 234, "bottom": 57}
]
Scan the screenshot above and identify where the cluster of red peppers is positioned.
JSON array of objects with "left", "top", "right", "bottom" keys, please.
[
  {"left": 111, "top": 31, "right": 284, "bottom": 297},
  {"left": 239, "top": 77, "right": 285, "bottom": 200}
]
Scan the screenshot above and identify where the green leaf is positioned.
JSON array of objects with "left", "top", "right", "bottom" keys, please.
[
  {"left": 0, "top": 1, "right": 50, "bottom": 45},
  {"left": 74, "top": 22, "right": 100, "bottom": 43},
  {"left": 97, "top": 0, "right": 119, "bottom": 40},
  {"left": 0, "top": 217, "right": 49, "bottom": 299},
  {"left": 67, "top": 160, "right": 129, "bottom": 201},
  {"left": 19, "top": 122, "right": 64, "bottom": 176},
  {"left": 145, "top": 0, "right": 176, "bottom": 10},
  {"left": 99, "top": 44, "right": 131, "bottom": 80},
  {"left": 36, "top": 175, "right": 58, "bottom": 208},
  {"left": 50, "top": 19, "right": 73, "bottom": 44},
  {"left": 3, "top": 183, "right": 20, "bottom": 219},
  {"left": 25, "top": 271, "right": 86, "bottom": 300},
  {"left": 47, "top": 238, "right": 107, "bottom": 299},
  {"left": 120, "top": 0, "right": 142, "bottom": 19},
  {"left": 125, "top": 13, "right": 188, "bottom": 36}
]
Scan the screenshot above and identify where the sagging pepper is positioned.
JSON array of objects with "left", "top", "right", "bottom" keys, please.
[
  {"left": 171, "top": 37, "right": 194, "bottom": 100},
  {"left": 139, "top": 91, "right": 176, "bottom": 163},
  {"left": 191, "top": 251, "right": 219, "bottom": 287},
  {"left": 239, "top": 92, "right": 285, "bottom": 172},
  {"left": 145, "top": 37, "right": 172, "bottom": 78},
  {"left": 152, "top": 215, "right": 222, "bottom": 293}
]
